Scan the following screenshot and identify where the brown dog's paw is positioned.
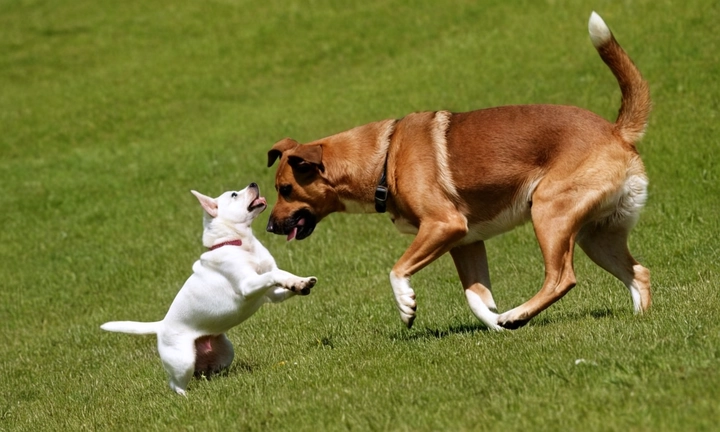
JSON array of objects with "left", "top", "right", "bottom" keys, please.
[
  {"left": 496, "top": 309, "right": 530, "bottom": 330},
  {"left": 286, "top": 276, "right": 317, "bottom": 295}
]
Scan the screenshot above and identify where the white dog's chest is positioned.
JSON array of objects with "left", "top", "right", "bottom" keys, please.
[{"left": 172, "top": 262, "right": 267, "bottom": 332}]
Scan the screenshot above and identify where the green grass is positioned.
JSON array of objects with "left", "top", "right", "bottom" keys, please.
[{"left": 2, "top": 0, "right": 719, "bottom": 430}]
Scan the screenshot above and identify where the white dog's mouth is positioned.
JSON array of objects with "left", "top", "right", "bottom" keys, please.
[{"left": 248, "top": 196, "right": 267, "bottom": 212}]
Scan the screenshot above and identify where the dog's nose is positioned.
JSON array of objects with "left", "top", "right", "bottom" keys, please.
[
  {"left": 249, "top": 182, "right": 258, "bottom": 189},
  {"left": 266, "top": 219, "right": 275, "bottom": 233}
]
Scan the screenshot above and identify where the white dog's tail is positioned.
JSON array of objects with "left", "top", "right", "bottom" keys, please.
[
  {"left": 101, "top": 321, "right": 160, "bottom": 335},
  {"left": 588, "top": 11, "right": 651, "bottom": 144}
]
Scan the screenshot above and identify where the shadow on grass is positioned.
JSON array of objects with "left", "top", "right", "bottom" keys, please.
[
  {"left": 195, "top": 359, "right": 258, "bottom": 381},
  {"left": 390, "top": 307, "right": 623, "bottom": 340},
  {"left": 389, "top": 322, "right": 492, "bottom": 341},
  {"left": 530, "top": 307, "right": 620, "bottom": 327}
]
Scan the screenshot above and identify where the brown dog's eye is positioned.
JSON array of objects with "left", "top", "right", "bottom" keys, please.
[{"left": 279, "top": 185, "right": 292, "bottom": 198}]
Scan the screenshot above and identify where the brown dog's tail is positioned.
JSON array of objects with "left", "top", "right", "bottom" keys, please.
[{"left": 588, "top": 11, "right": 651, "bottom": 143}]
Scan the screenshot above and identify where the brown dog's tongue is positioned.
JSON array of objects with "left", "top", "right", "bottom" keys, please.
[
  {"left": 287, "top": 227, "right": 297, "bottom": 242},
  {"left": 286, "top": 218, "right": 305, "bottom": 242}
]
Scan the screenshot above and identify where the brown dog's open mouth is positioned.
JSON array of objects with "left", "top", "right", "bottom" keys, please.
[
  {"left": 267, "top": 209, "right": 317, "bottom": 241},
  {"left": 286, "top": 218, "right": 304, "bottom": 241}
]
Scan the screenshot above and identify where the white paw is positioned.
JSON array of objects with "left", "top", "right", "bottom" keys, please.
[
  {"left": 465, "top": 290, "right": 503, "bottom": 331},
  {"left": 170, "top": 383, "right": 187, "bottom": 397},
  {"left": 484, "top": 316, "right": 503, "bottom": 332},
  {"left": 286, "top": 276, "right": 317, "bottom": 295},
  {"left": 390, "top": 273, "right": 417, "bottom": 328},
  {"left": 396, "top": 293, "right": 417, "bottom": 328}
]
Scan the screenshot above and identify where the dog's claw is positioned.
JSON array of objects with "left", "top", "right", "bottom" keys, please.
[{"left": 402, "top": 314, "right": 415, "bottom": 329}]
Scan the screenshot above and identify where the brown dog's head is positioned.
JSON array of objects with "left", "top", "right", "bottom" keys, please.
[{"left": 266, "top": 138, "right": 342, "bottom": 241}]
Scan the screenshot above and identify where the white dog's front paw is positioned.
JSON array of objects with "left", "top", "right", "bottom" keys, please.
[
  {"left": 285, "top": 276, "right": 317, "bottom": 296},
  {"left": 390, "top": 273, "right": 417, "bottom": 328}
]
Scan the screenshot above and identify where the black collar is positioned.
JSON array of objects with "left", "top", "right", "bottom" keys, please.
[
  {"left": 374, "top": 119, "right": 398, "bottom": 213},
  {"left": 374, "top": 156, "right": 389, "bottom": 213}
]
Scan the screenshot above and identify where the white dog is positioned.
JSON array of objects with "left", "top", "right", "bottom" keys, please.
[{"left": 101, "top": 183, "right": 317, "bottom": 395}]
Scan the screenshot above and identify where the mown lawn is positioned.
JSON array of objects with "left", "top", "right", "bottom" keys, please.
[{"left": 1, "top": 0, "right": 718, "bottom": 430}]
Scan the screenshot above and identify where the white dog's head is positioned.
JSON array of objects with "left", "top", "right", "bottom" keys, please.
[{"left": 191, "top": 183, "right": 267, "bottom": 245}]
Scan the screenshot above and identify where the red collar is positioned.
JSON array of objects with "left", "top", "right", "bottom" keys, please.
[{"left": 208, "top": 240, "right": 243, "bottom": 251}]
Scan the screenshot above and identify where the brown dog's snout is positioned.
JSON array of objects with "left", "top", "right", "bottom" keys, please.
[
  {"left": 265, "top": 208, "right": 317, "bottom": 240},
  {"left": 266, "top": 217, "right": 277, "bottom": 233}
]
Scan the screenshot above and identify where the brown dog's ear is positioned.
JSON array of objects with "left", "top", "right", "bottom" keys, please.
[
  {"left": 287, "top": 144, "right": 324, "bottom": 173},
  {"left": 268, "top": 138, "right": 300, "bottom": 167}
]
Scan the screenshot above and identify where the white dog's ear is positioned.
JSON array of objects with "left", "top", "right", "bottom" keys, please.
[{"left": 191, "top": 190, "right": 218, "bottom": 218}]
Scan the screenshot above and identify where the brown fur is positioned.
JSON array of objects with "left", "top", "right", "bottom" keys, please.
[{"left": 266, "top": 13, "right": 651, "bottom": 329}]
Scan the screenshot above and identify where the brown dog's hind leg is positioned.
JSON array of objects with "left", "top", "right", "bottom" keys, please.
[
  {"left": 450, "top": 241, "right": 502, "bottom": 330},
  {"left": 577, "top": 224, "right": 651, "bottom": 313},
  {"left": 390, "top": 214, "right": 468, "bottom": 328},
  {"left": 497, "top": 191, "right": 587, "bottom": 329}
]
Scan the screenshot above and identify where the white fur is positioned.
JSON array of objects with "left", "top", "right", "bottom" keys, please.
[
  {"left": 465, "top": 290, "right": 502, "bottom": 331},
  {"left": 389, "top": 272, "right": 417, "bottom": 327},
  {"left": 376, "top": 118, "right": 398, "bottom": 164},
  {"left": 431, "top": 110, "right": 460, "bottom": 203},
  {"left": 588, "top": 11, "right": 612, "bottom": 48},
  {"left": 628, "top": 278, "right": 643, "bottom": 312},
  {"left": 101, "top": 184, "right": 316, "bottom": 395},
  {"left": 588, "top": 167, "right": 648, "bottom": 230},
  {"left": 613, "top": 173, "right": 648, "bottom": 227}
]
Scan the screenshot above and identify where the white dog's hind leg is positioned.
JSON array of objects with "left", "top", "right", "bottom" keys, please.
[
  {"left": 265, "top": 286, "right": 297, "bottom": 303},
  {"left": 158, "top": 337, "right": 196, "bottom": 396}
]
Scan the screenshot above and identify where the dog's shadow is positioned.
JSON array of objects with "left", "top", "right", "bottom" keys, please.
[
  {"left": 195, "top": 359, "right": 258, "bottom": 381},
  {"left": 531, "top": 307, "right": 619, "bottom": 327},
  {"left": 389, "top": 307, "right": 619, "bottom": 341},
  {"left": 389, "top": 322, "right": 492, "bottom": 341}
]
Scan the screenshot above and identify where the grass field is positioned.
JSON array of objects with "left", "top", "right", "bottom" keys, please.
[{"left": 2, "top": 0, "right": 719, "bottom": 430}]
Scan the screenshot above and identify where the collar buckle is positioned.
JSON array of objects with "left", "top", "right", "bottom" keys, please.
[{"left": 374, "top": 185, "right": 389, "bottom": 213}]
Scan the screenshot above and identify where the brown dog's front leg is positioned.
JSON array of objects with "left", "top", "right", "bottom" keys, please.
[
  {"left": 390, "top": 216, "right": 467, "bottom": 328},
  {"left": 450, "top": 241, "right": 502, "bottom": 331}
]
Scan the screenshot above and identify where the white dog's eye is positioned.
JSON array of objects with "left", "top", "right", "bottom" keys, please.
[{"left": 231, "top": 192, "right": 238, "bottom": 198}]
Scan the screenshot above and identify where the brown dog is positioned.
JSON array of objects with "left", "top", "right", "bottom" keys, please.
[{"left": 266, "top": 12, "right": 651, "bottom": 330}]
